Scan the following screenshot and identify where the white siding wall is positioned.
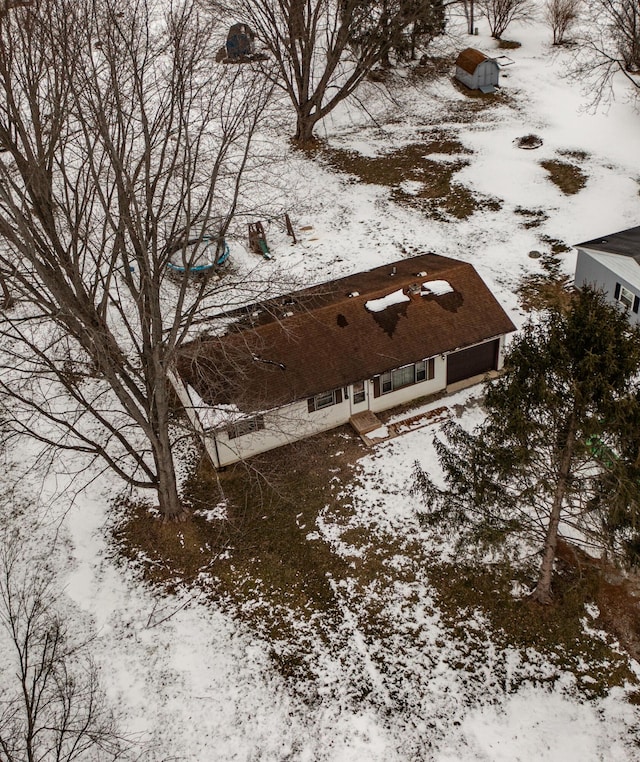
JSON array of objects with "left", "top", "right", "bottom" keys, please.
[
  {"left": 455, "top": 67, "right": 474, "bottom": 89},
  {"left": 201, "top": 345, "right": 503, "bottom": 467},
  {"left": 369, "top": 356, "right": 447, "bottom": 413},
  {"left": 497, "top": 334, "right": 508, "bottom": 370},
  {"left": 211, "top": 395, "right": 352, "bottom": 467},
  {"left": 575, "top": 249, "right": 640, "bottom": 326}
]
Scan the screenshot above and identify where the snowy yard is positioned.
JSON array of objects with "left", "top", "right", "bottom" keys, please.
[{"left": 3, "top": 9, "right": 640, "bottom": 762}]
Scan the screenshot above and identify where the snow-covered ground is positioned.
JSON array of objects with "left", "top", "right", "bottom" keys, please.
[{"left": 3, "top": 11, "right": 640, "bottom": 762}]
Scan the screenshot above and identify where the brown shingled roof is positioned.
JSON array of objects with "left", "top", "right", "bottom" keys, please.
[
  {"left": 177, "top": 254, "right": 516, "bottom": 413},
  {"left": 456, "top": 48, "right": 489, "bottom": 75}
]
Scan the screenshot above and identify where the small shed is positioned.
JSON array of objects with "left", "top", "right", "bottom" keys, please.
[
  {"left": 225, "top": 23, "right": 255, "bottom": 61},
  {"left": 455, "top": 48, "right": 500, "bottom": 93}
]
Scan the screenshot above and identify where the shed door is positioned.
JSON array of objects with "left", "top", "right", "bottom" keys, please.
[
  {"left": 446, "top": 340, "right": 499, "bottom": 385},
  {"left": 478, "top": 62, "right": 496, "bottom": 86}
]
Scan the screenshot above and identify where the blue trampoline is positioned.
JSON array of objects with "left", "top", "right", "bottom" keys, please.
[{"left": 167, "top": 236, "right": 229, "bottom": 274}]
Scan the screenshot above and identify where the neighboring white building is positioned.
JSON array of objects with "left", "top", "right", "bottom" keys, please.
[
  {"left": 175, "top": 253, "right": 516, "bottom": 468},
  {"left": 574, "top": 225, "right": 640, "bottom": 324}
]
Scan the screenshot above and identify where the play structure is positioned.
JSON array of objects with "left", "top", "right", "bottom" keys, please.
[
  {"left": 167, "top": 235, "right": 230, "bottom": 274},
  {"left": 248, "top": 222, "right": 271, "bottom": 259},
  {"left": 216, "top": 23, "right": 268, "bottom": 64}
]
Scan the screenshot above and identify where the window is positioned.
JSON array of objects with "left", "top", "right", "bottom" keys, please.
[
  {"left": 380, "top": 358, "right": 435, "bottom": 394},
  {"left": 619, "top": 285, "right": 634, "bottom": 310},
  {"left": 614, "top": 282, "right": 639, "bottom": 313},
  {"left": 227, "top": 415, "right": 264, "bottom": 440},
  {"left": 308, "top": 388, "right": 343, "bottom": 412},
  {"left": 314, "top": 390, "right": 336, "bottom": 409},
  {"left": 353, "top": 381, "right": 366, "bottom": 404}
]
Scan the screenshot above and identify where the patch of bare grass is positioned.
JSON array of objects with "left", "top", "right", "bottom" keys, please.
[
  {"left": 558, "top": 148, "right": 590, "bottom": 161},
  {"left": 427, "top": 558, "right": 635, "bottom": 698},
  {"left": 540, "top": 234, "right": 572, "bottom": 255},
  {"left": 514, "top": 206, "right": 549, "bottom": 228},
  {"left": 320, "top": 139, "right": 501, "bottom": 220},
  {"left": 450, "top": 77, "right": 500, "bottom": 100},
  {"left": 517, "top": 251, "right": 574, "bottom": 312},
  {"left": 541, "top": 159, "right": 587, "bottom": 195},
  {"left": 112, "top": 429, "right": 363, "bottom": 648},
  {"left": 411, "top": 55, "right": 455, "bottom": 79},
  {"left": 112, "top": 415, "right": 637, "bottom": 701}
]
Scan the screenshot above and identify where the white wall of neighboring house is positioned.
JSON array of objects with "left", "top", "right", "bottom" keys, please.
[{"left": 575, "top": 248, "right": 640, "bottom": 325}]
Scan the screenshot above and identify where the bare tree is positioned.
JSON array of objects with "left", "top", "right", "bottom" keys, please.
[
  {"left": 544, "top": 0, "right": 581, "bottom": 45},
  {"left": 0, "top": 0, "right": 272, "bottom": 519},
  {"left": 571, "top": 0, "right": 640, "bottom": 104},
  {"left": 479, "top": 0, "right": 535, "bottom": 39},
  {"left": 0, "top": 539, "right": 127, "bottom": 760},
  {"left": 214, "top": 0, "right": 441, "bottom": 144}
]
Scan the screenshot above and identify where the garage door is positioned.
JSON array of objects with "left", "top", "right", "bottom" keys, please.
[{"left": 446, "top": 340, "right": 499, "bottom": 385}]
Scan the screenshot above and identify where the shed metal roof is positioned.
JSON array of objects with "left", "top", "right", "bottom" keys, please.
[
  {"left": 456, "top": 48, "right": 492, "bottom": 74},
  {"left": 177, "top": 254, "right": 516, "bottom": 414}
]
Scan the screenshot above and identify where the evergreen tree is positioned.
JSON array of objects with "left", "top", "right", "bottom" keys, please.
[{"left": 413, "top": 287, "right": 640, "bottom": 603}]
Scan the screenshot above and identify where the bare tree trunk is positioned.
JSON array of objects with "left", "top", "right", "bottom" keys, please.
[
  {"left": 294, "top": 110, "right": 321, "bottom": 145},
  {"left": 153, "top": 438, "right": 184, "bottom": 521},
  {"left": 150, "top": 367, "right": 186, "bottom": 521},
  {"left": 531, "top": 413, "right": 577, "bottom": 604}
]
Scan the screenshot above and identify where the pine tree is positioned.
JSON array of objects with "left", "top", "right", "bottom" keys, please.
[{"left": 414, "top": 287, "right": 640, "bottom": 603}]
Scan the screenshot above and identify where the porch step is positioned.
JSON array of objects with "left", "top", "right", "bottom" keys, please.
[{"left": 349, "top": 410, "right": 383, "bottom": 436}]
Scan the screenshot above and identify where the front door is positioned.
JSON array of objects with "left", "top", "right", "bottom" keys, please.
[{"left": 350, "top": 380, "right": 368, "bottom": 414}]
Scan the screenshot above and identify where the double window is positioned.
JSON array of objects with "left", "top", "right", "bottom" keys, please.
[
  {"left": 308, "top": 388, "right": 343, "bottom": 412},
  {"left": 227, "top": 415, "right": 264, "bottom": 440},
  {"left": 380, "top": 358, "right": 435, "bottom": 394}
]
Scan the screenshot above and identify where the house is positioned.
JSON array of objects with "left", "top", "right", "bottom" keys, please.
[
  {"left": 174, "top": 254, "right": 516, "bottom": 468},
  {"left": 455, "top": 48, "right": 500, "bottom": 93},
  {"left": 574, "top": 225, "right": 640, "bottom": 322}
]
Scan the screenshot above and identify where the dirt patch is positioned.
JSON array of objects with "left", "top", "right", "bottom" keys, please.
[
  {"left": 558, "top": 148, "right": 590, "bottom": 161},
  {"left": 517, "top": 251, "right": 574, "bottom": 312},
  {"left": 541, "top": 159, "right": 587, "bottom": 195},
  {"left": 450, "top": 77, "right": 500, "bottom": 100},
  {"left": 514, "top": 206, "right": 549, "bottom": 228},
  {"left": 411, "top": 55, "right": 455, "bottom": 79},
  {"left": 540, "top": 234, "right": 572, "bottom": 255},
  {"left": 557, "top": 541, "right": 640, "bottom": 664},
  {"left": 498, "top": 40, "right": 522, "bottom": 49},
  {"left": 319, "top": 138, "right": 501, "bottom": 220},
  {"left": 320, "top": 138, "right": 470, "bottom": 185},
  {"left": 515, "top": 134, "right": 543, "bottom": 150}
]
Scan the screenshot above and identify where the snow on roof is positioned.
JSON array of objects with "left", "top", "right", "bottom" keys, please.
[
  {"left": 364, "top": 288, "right": 410, "bottom": 313},
  {"left": 421, "top": 279, "right": 454, "bottom": 296},
  {"left": 186, "top": 384, "right": 242, "bottom": 430}
]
